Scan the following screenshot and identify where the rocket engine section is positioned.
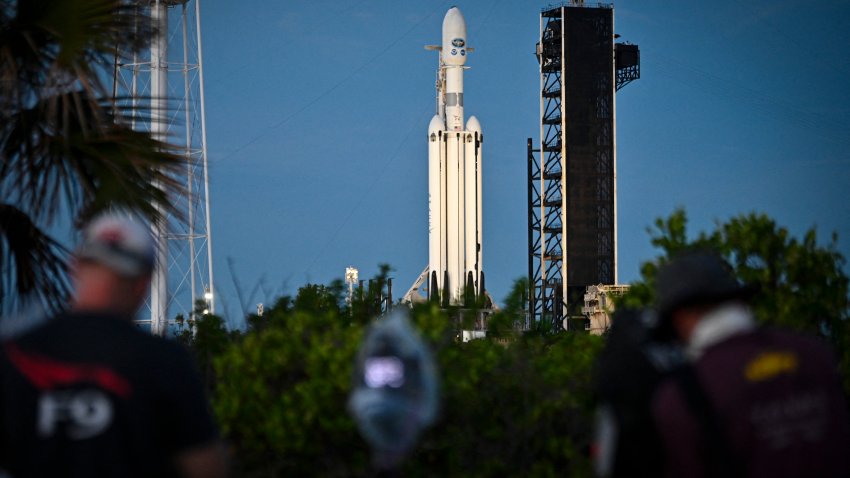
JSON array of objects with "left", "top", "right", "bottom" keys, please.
[{"left": 426, "top": 7, "right": 484, "bottom": 306}]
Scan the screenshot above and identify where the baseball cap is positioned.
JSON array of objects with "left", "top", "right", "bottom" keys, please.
[
  {"left": 76, "top": 213, "right": 155, "bottom": 277},
  {"left": 655, "top": 249, "right": 756, "bottom": 322}
]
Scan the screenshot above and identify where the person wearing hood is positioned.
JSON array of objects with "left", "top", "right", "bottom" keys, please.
[{"left": 651, "top": 249, "right": 850, "bottom": 478}]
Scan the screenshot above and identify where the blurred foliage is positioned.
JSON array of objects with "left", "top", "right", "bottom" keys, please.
[
  {"left": 215, "top": 298, "right": 367, "bottom": 476},
  {"left": 190, "top": 268, "right": 601, "bottom": 477},
  {"left": 407, "top": 305, "right": 602, "bottom": 478},
  {"left": 176, "top": 210, "right": 848, "bottom": 476},
  {"left": 618, "top": 209, "right": 850, "bottom": 392},
  {"left": 175, "top": 300, "right": 242, "bottom": 393}
]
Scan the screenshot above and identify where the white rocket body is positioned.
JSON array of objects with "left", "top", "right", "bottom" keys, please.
[
  {"left": 442, "top": 8, "right": 466, "bottom": 131},
  {"left": 427, "top": 7, "right": 483, "bottom": 305}
]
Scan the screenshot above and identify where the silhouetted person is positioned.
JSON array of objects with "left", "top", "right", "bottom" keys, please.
[
  {"left": 592, "top": 308, "right": 685, "bottom": 477},
  {"left": 0, "top": 214, "right": 228, "bottom": 478},
  {"left": 651, "top": 250, "right": 850, "bottom": 478}
]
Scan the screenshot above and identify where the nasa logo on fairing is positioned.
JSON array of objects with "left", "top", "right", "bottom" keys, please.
[{"left": 452, "top": 38, "right": 465, "bottom": 47}]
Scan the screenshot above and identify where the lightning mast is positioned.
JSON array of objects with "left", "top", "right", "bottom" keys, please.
[{"left": 114, "top": 0, "right": 214, "bottom": 335}]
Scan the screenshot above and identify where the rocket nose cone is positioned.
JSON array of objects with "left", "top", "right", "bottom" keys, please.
[
  {"left": 442, "top": 7, "right": 466, "bottom": 33},
  {"left": 442, "top": 7, "right": 467, "bottom": 66},
  {"left": 429, "top": 115, "right": 445, "bottom": 134},
  {"left": 466, "top": 115, "right": 482, "bottom": 134}
]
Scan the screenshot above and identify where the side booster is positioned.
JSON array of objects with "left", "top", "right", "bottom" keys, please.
[{"left": 427, "top": 7, "right": 484, "bottom": 306}]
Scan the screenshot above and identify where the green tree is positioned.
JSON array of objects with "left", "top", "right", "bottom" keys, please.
[
  {"left": 175, "top": 301, "right": 242, "bottom": 393},
  {"left": 214, "top": 285, "right": 368, "bottom": 477},
  {"left": 0, "top": 0, "right": 185, "bottom": 313},
  {"left": 619, "top": 209, "right": 850, "bottom": 391},
  {"left": 294, "top": 282, "right": 344, "bottom": 317},
  {"left": 213, "top": 277, "right": 604, "bottom": 477},
  {"left": 404, "top": 303, "right": 602, "bottom": 478},
  {"left": 349, "top": 263, "right": 394, "bottom": 323}
]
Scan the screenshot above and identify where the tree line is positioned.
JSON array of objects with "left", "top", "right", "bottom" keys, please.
[{"left": 177, "top": 211, "right": 849, "bottom": 477}]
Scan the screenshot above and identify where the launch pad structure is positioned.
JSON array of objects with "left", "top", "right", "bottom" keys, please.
[
  {"left": 527, "top": 1, "right": 639, "bottom": 331},
  {"left": 113, "top": 0, "right": 214, "bottom": 335}
]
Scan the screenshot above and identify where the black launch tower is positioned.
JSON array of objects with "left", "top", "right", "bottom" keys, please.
[{"left": 527, "top": 1, "right": 640, "bottom": 330}]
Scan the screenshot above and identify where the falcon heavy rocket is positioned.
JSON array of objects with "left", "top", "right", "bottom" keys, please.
[{"left": 426, "top": 6, "right": 484, "bottom": 305}]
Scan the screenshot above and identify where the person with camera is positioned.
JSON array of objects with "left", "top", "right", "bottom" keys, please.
[{"left": 651, "top": 250, "right": 850, "bottom": 478}]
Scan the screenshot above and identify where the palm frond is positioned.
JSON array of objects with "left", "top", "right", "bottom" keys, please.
[
  {"left": 1, "top": 89, "right": 185, "bottom": 227},
  {"left": 0, "top": 0, "right": 157, "bottom": 108},
  {"left": 0, "top": 203, "right": 70, "bottom": 313},
  {"left": 0, "top": 0, "right": 189, "bottom": 311}
]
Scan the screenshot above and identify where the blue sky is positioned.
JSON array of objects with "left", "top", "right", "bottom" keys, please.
[{"left": 196, "top": 0, "right": 849, "bottom": 324}]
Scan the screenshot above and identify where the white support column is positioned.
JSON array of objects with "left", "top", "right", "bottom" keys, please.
[
  {"left": 611, "top": 9, "right": 618, "bottom": 285},
  {"left": 196, "top": 0, "right": 215, "bottom": 314},
  {"left": 150, "top": 0, "right": 168, "bottom": 336},
  {"left": 181, "top": 3, "right": 195, "bottom": 317},
  {"left": 559, "top": 11, "right": 568, "bottom": 316}
]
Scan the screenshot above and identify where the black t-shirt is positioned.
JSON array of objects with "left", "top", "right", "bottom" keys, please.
[{"left": 0, "top": 312, "right": 218, "bottom": 477}]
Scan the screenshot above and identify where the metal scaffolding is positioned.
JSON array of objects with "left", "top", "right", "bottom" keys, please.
[
  {"left": 113, "top": 0, "right": 214, "bottom": 335},
  {"left": 527, "top": 3, "right": 639, "bottom": 331}
]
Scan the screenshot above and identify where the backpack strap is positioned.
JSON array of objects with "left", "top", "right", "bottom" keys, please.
[{"left": 673, "top": 365, "right": 742, "bottom": 478}]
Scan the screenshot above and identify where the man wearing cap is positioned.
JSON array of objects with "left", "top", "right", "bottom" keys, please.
[
  {"left": 651, "top": 250, "right": 850, "bottom": 478},
  {"left": 0, "top": 214, "right": 228, "bottom": 477}
]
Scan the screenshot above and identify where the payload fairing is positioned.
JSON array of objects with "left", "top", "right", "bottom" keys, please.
[{"left": 426, "top": 7, "right": 484, "bottom": 305}]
